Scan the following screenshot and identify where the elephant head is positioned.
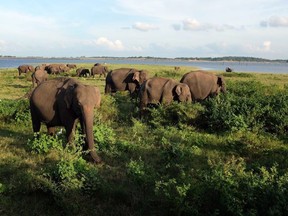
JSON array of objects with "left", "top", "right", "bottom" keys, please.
[
  {"left": 174, "top": 83, "right": 192, "bottom": 103},
  {"left": 132, "top": 70, "right": 148, "bottom": 85},
  {"left": 217, "top": 75, "right": 226, "bottom": 93},
  {"left": 64, "top": 83, "right": 101, "bottom": 163}
]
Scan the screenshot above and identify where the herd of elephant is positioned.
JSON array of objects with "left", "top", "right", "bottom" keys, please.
[
  {"left": 17, "top": 63, "right": 108, "bottom": 87},
  {"left": 18, "top": 63, "right": 226, "bottom": 164}
]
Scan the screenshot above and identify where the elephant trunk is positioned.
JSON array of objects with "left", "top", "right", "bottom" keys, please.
[{"left": 82, "top": 105, "right": 102, "bottom": 163}]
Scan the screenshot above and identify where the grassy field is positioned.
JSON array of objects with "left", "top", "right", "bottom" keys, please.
[{"left": 0, "top": 63, "right": 288, "bottom": 216}]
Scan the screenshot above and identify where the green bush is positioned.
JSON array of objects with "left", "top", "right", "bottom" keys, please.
[
  {"left": 199, "top": 81, "right": 288, "bottom": 136},
  {"left": 0, "top": 99, "right": 31, "bottom": 124},
  {"left": 198, "top": 157, "right": 288, "bottom": 215},
  {"left": 96, "top": 95, "right": 118, "bottom": 123},
  {"left": 27, "top": 133, "right": 64, "bottom": 154},
  {"left": 93, "top": 122, "right": 116, "bottom": 154},
  {"left": 53, "top": 154, "right": 87, "bottom": 190},
  {"left": 147, "top": 102, "right": 203, "bottom": 128},
  {"left": 126, "top": 157, "right": 146, "bottom": 184}
]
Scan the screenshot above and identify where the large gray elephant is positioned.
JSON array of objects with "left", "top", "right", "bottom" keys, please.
[
  {"left": 31, "top": 69, "right": 48, "bottom": 87},
  {"left": 105, "top": 68, "right": 149, "bottom": 95},
  {"left": 180, "top": 70, "right": 226, "bottom": 101},
  {"left": 91, "top": 64, "right": 109, "bottom": 78},
  {"left": 30, "top": 77, "right": 102, "bottom": 163},
  {"left": 139, "top": 77, "right": 192, "bottom": 111},
  {"left": 18, "top": 65, "right": 35, "bottom": 76}
]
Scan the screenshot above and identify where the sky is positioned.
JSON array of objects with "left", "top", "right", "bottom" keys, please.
[{"left": 0, "top": 0, "right": 287, "bottom": 59}]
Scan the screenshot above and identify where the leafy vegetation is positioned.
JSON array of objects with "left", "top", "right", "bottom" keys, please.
[{"left": 0, "top": 65, "right": 288, "bottom": 215}]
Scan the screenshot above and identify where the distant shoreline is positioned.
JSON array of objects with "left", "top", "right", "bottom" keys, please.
[{"left": 1, "top": 56, "right": 287, "bottom": 63}]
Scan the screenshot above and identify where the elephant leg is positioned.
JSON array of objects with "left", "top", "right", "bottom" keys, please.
[
  {"left": 64, "top": 119, "right": 77, "bottom": 144},
  {"left": 31, "top": 111, "right": 41, "bottom": 133},
  {"left": 105, "top": 84, "right": 111, "bottom": 94},
  {"left": 32, "top": 120, "right": 41, "bottom": 133},
  {"left": 47, "top": 126, "right": 56, "bottom": 136}
]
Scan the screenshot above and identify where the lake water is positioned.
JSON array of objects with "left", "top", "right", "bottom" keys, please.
[{"left": 0, "top": 57, "right": 287, "bottom": 74}]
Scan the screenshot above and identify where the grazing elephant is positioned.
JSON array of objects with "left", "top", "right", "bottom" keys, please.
[
  {"left": 67, "top": 64, "right": 77, "bottom": 69},
  {"left": 174, "top": 66, "right": 181, "bottom": 71},
  {"left": 91, "top": 65, "right": 109, "bottom": 78},
  {"left": 30, "top": 77, "right": 102, "bottom": 163},
  {"left": 225, "top": 67, "right": 233, "bottom": 72},
  {"left": 105, "top": 68, "right": 149, "bottom": 95},
  {"left": 139, "top": 77, "right": 192, "bottom": 110},
  {"left": 45, "top": 64, "right": 70, "bottom": 74},
  {"left": 18, "top": 65, "right": 35, "bottom": 76},
  {"left": 35, "top": 65, "right": 47, "bottom": 71},
  {"left": 31, "top": 69, "right": 48, "bottom": 87},
  {"left": 76, "top": 67, "right": 90, "bottom": 77},
  {"left": 180, "top": 70, "right": 226, "bottom": 101}
]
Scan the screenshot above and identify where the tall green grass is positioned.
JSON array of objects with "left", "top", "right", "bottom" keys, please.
[{"left": 0, "top": 66, "right": 288, "bottom": 215}]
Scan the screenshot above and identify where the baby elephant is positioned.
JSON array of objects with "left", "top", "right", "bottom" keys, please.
[
  {"left": 139, "top": 77, "right": 192, "bottom": 111},
  {"left": 31, "top": 69, "right": 48, "bottom": 87}
]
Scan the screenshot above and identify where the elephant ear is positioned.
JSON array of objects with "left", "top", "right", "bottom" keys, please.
[
  {"left": 64, "top": 85, "right": 76, "bottom": 109},
  {"left": 175, "top": 85, "right": 182, "bottom": 96},
  {"left": 132, "top": 71, "right": 140, "bottom": 82}
]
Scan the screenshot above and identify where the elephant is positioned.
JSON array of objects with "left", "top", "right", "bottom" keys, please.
[
  {"left": 174, "top": 66, "right": 181, "bottom": 71},
  {"left": 139, "top": 77, "right": 192, "bottom": 111},
  {"left": 45, "top": 64, "right": 70, "bottom": 74},
  {"left": 67, "top": 64, "right": 77, "bottom": 69},
  {"left": 76, "top": 67, "right": 90, "bottom": 77},
  {"left": 105, "top": 68, "right": 149, "bottom": 96},
  {"left": 18, "top": 65, "right": 35, "bottom": 76},
  {"left": 35, "top": 64, "right": 47, "bottom": 71},
  {"left": 225, "top": 67, "right": 233, "bottom": 72},
  {"left": 91, "top": 64, "right": 109, "bottom": 78},
  {"left": 31, "top": 69, "right": 48, "bottom": 87},
  {"left": 180, "top": 70, "right": 226, "bottom": 101},
  {"left": 30, "top": 77, "right": 102, "bottom": 163}
]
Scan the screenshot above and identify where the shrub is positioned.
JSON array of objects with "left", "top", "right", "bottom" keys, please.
[
  {"left": 53, "top": 155, "right": 87, "bottom": 190},
  {"left": 113, "top": 92, "right": 139, "bottom": 124},
  {"left": 27, "top": 133, "right": 64, "bottom": 154},
  {"left": 199, "top": 81, "right": 288, "bottom": 136},
  {"left": 199, "top": 157, "right": 288, "bottom": 215},
  {"left": 96, "top": 95, "right": 118, "bottom": 123},
  {"left": 0, "top": 99, "right": 31, "bottom": 124},
  {"left": 93, "top": 122, "right": 116, "bottom": 153},
  {"left": 148, "top": 102, "right": 204, "bottom": 128},
  {"left": 262, "top": 88, "right": 288, "bottom": 136},
  {"left": 126, "top": 157, "right": 146, "bottom": 184}
]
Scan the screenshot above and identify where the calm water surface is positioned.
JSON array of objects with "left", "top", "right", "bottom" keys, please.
[{"left": 0, "top": 58, "right": 287, "bottom": 74}]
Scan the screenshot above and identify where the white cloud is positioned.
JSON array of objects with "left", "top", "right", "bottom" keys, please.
[
  {"left": 183, "top": 19, "right": 203, "bottom": 31},
  {"left": 245, "top": 41, "right": 272, "bottom": 53},
  {"left": 95, "top": 37, "right": 125, "bottom": 50},
  {"left": 263, "top": 41, "right": 271, "bottom": 51},
  {"left": 181, "top": 18, "right": 236, "bottom": 31},
  {"left": 269, "top": 16, "right": 288, "bottom": 27},
  {"left": 132, "top": 22, "right": 158, "bottom": 31},
  {"left": 261, "top": 16, "right": 288, "bottom": 27}
]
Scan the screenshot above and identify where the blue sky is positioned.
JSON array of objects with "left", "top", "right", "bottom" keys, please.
[{"left": 0, "top": 0, "right": 287, "bottom": 59}]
